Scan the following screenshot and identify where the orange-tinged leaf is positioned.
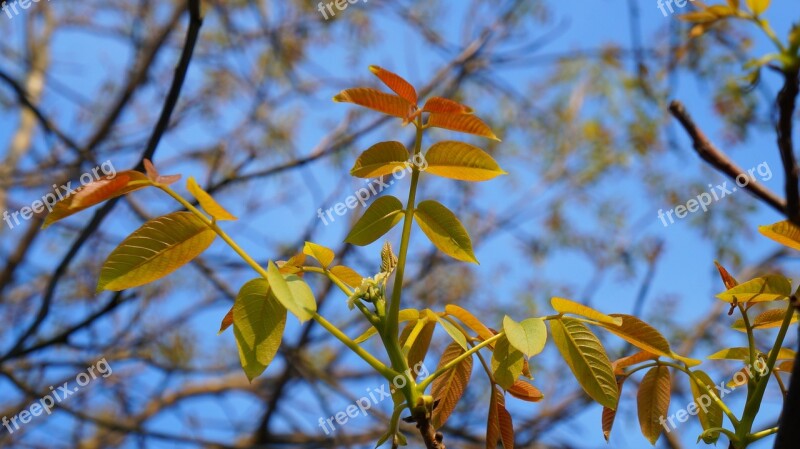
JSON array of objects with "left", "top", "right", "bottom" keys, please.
[
  {"left": 600, "top": 314, "right": 672, "bottom": 358},
  {"left": 422, "top": 97, "right": 474, "bottom": 114},
  {"left": 369, "top": 65, "right": 417, "bottom": 105},
  {"left": 776, "top": 360, "right": 793, "bottom": 373},
  {"left": 507, "top": 380, "right": 543, "bottom": 402},
  {"left": 612, "top": 351, "right": 659, "bottom": 374},
  {"left": 218, "top": 307, "right": 234, "bottom": 334},
  {"left": 350, "top": 141, "right": 410, "bottom": 178},
  {"left": 330, "top": 265, "right": 363, "bottom": 288},
  {"left": 714, "top": 261, "right": 739, "bottom": 289},
  {"left": 424, "top": 141, "right": 507, "bottom": 182},
  {"left": 428, "top": 112, "right": 500, "bottom": 141},
  {"left": 431, "top": 343, "right": 473, "bottom": 428},
  {"left": 42, "top": 171, "right": 152, "bottom": 229},
  {"left": 333, "top": 88, "right": 413, "bottom": 120},
  {"left": 679, "top": 10, "right": 721, "bottom": 23},
  {"left": 187, "top": 177, "right": 237, "bottom": 221},
  {"left": 98, "top": 212, "right": 216, "bottom": 291},
  {"left": 602, "top": 378, "right": 625, "bottom": 441},
  {"left": 637, "top": 366, "right": 671, "bottom": 445},
  {"left": 716, "top": 275, "right": 792, "bottom": 303},
  {"left": 143, "top": 159, "right": 180, "bottom": 185},
  {"left": 445, "top": 304, "right": 494, "bottom": 342},
  {"left": 551, "top": 297, "right": 623, "bottom": 326},
  {"left": 759, "top": 220, "right": 800, "bottom": 251},
  {"left": 498, "top": 401, "right": 514, "bottom": 449},
  {"left": 486, "top": 386, "right": 503, "bottom": 449},
  {"left": 405, "top": 321, "right": 436, "bottom": 378}
]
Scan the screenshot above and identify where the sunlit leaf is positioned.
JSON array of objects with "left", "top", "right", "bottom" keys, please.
[
  {"left": 776, "top": 360, "right": 794, "bottom": 373},
  {"left": 345, "top": 196, "right": 404, "bottom": 246},
  {"left": 431, "top": 343, "right": 473, "bottom": 429},
  {"left": 550, "top": 318, "right": 618, "bottom": 409},
  {"left": 746, "top": 0, "right": 771, "bottom": 15},
  {"left": 266, "top": 261, "right": 316, "bottom": 323},
  {"left": 707, "top": 347, "right": 751, "bottom": 360},
  {"left": 424, "top": 141, "right": 507, "bottom": 182},
  {"left": 759, "top": 220, "right": 800, "bottom": 251},
  {"left": 679, "top": 10, "right": 721, "bottom": 23},
  {"left": 486, "top": 386, "right": 504, "bottom": 449},
  {"left": 716, "top": 275, "right": 792, "bottom": 303},
  {"left": 334, "top": 87, "right": 413, "bottom": 119},
  {"left": 218, "top": 307, "right": 234, "bottom": 334},
  {"left": 303, "top": 241, "right": 335, "bottom": 267},
  {"left": 350, "top": 141, "right": 410, "bottom": 178},
  {"left": 637, "top": 366, "right": 671, "bottom": 445},
  {"left": 612, "top": 351, "right": 659, "bottom": 374},
  {"left": 445, "top": 305, "right": 494, "bottom": 342},
  {"left": 233, "top": 278, "right": 287, "bottom": 381},
  {"left": 422, "top": 97, "right": 473, "bottom": 114},
  {"left": 506, "top": 380, "right": 543, "bottom": 402},
  {"left": 732, "top": 307, "right": 797, "bottom": 331},
  {"left": 98, "top": 212, "right": 215, "bottom": 291},
  {"left": 498, "top": 401, "right": 514, "bottom": 449},
  {"left": 428, "top": 112, "right": 500, "bottom": 141},
  {"left": 369, "top": 65, "right": 417, "bottom": 105},
  {"left": 602, "top": 378, "right": 625, "bottom": 441},
  {"left": 435, "top": 315, "right": 469, "bottom": 350},
  {"left": 714, "top": 261, "right": 739, "bottom": 289},
  {"left": 492, "top": 336, "right": 525, "bottom": 389},
  {"left": 330, "top": 265, "right": 363, "bottom": 288},
  {"left": 690, "top": 370, "right": 722, "bottom": 444},
  {"left": 405, "top": 320, "right": 437, "bottom": 377},
  {"left": 599, "top": 314, "right": 671, "bottom": 358},
  {"left": 187, "top": 176, "right": 236, "bottom": 221},
  {"left": 414, "top": 200, "right": 478, "bottom": 264},
  {"left": 503, "top": 316, "right": 547, "bottom": 358},
  {"left": 42, "top": 171, "right": 152, "bottom": 229},
  {"left": 355, "top": 309, "right": 419, "bottom": 344},
  {"left": 551, "top": 297, "right": 623, "bottom": 326}
]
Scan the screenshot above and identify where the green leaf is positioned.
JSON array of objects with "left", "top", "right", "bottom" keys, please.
[
  {"left": 98, "top": 211, "right": 215, "bottom": 291},
  {"left": 187, "top": 176, "right": 237, "bottom": 221},
  {"left": 413, "top": 200, "right": 478, "bottom": 264},
  {"left": 435, "top": 315, "right": 469, "bottom": 350},
  {"left": 690, "top": 370, "right": 722, "bottom": 444},
  {"left": 424, "top": 141, "right": 506, "bottom": 182},
  {"left": 345, "top": 196, "right": 404, "bottom": 246},
  {"left": 551, "top": 297, "right": 623, "bottom": 326},
  {"left": 233, "top": 279, "right": 287, "bottom": 381},
  {"left": 266, "top": 261, "right": 316, "bottom": 322},
  {"left": 550, "top": 318, "right": 618, "bottom": 409},
  {"left": 303, "top": 241, "right": 335, "bottom": 267},
  {"left": 503, "top": 316, "right": 547, "bottom": 358},
  {"left": 350, "top": 141, "right": 410, "bottom": 178},
  {"left": 716, "top": 275, "right": 792, "bottom": 303},
  {"left": 637, "top": 366, "right": 671, "bottom": 445},
  {"left": 43, "top": 170, "right": 152, "bottom": 229},
  {"left": 491, "top": 336, "right": 525, "bottom": 390}
]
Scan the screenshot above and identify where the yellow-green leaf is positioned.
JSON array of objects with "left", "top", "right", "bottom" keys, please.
[
  {"left": 759, "top": 220, "right": 800, "bottom": 251},
  {"left": 98, "top": 211, "right": 215, "bottom": 291},
  {"left": 266, "top": 261, "right": 316, "bottom": 323},
  {"left": 414, "top": 200, "right": 478, "bottom": 264},
  {"left": 503, "top": 316, "right": 547, "bottom": 358},
  {"left": 716, "top": 275, "right": 792, "bottom": 303},
  {"left": 599, "top": 314, "right": 671, "bottom": 358},
  {"left": 355, "top": 309, "right": 419, "bottom": 344},
  {"left": 435, "top": 315, "right": 469, "bottom": 350},
  {"left": 746, "top": 0, "right": 771, "bottom": 15},
  {"left": 551, "top": 297, "right": 623, "bottom": 326},
  {"left": 333, "top": 87, "right": 413, "bottom": 119},
  {"left": 550, "top": 318, "right": 618, "bottom": 409},
  {"left": 492, "top": 336, "right": 525, "bottom": 389},
  {"left": 303, "top": 241, "right": 335, "bottom": 267},
  {"left": 690, "top": 370, "right": 722, "bottom": 444},
  {"left": 707, "top": 347, "right": 751, "bottom": 360},
  {"left": 732, "top": 307, "right": 798, "bottom": 331},
  {"left": 345, "top": 196, "right": 404, "bottom": 246},
  {"left": 43, "top": 170, "right": 152, "bottom": 229},
  {"left": 233, "top": 278, "right": 287, "bottom": 381},
  {"left": 428, "top": 112, "right": 500, "bottom": 141},
  {"left": 350, "top": 141, "right": 410, "bottom": 178},
  {"left": 424, "top": 141, "right": 506, "bottom": 182},
  {"left": 431, "top": 342, "right": 473, "bottom": 429},
  {"left": 637, "top": 366, "right": 671, "bottom": 445},
  {"left": 187, "top": 177, "right": 236, "bottom": 221},
  {"left": 330, "top": 265, "right": 363, "bottom": 288}
]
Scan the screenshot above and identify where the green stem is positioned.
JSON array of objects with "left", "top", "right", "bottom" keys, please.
[
  {"left": 417, "top": 332, "right": 505, "bottom": 392},
  {"left": 748, "top": 426, "right": 779, "bottom": 442},
  {"left": 157, "top": 184, "right": 398, "bottom": 381}
]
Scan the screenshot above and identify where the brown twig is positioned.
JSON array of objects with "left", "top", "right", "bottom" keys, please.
[{"left": 668, "top": 100, "right": 786, "bottom": 214}]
